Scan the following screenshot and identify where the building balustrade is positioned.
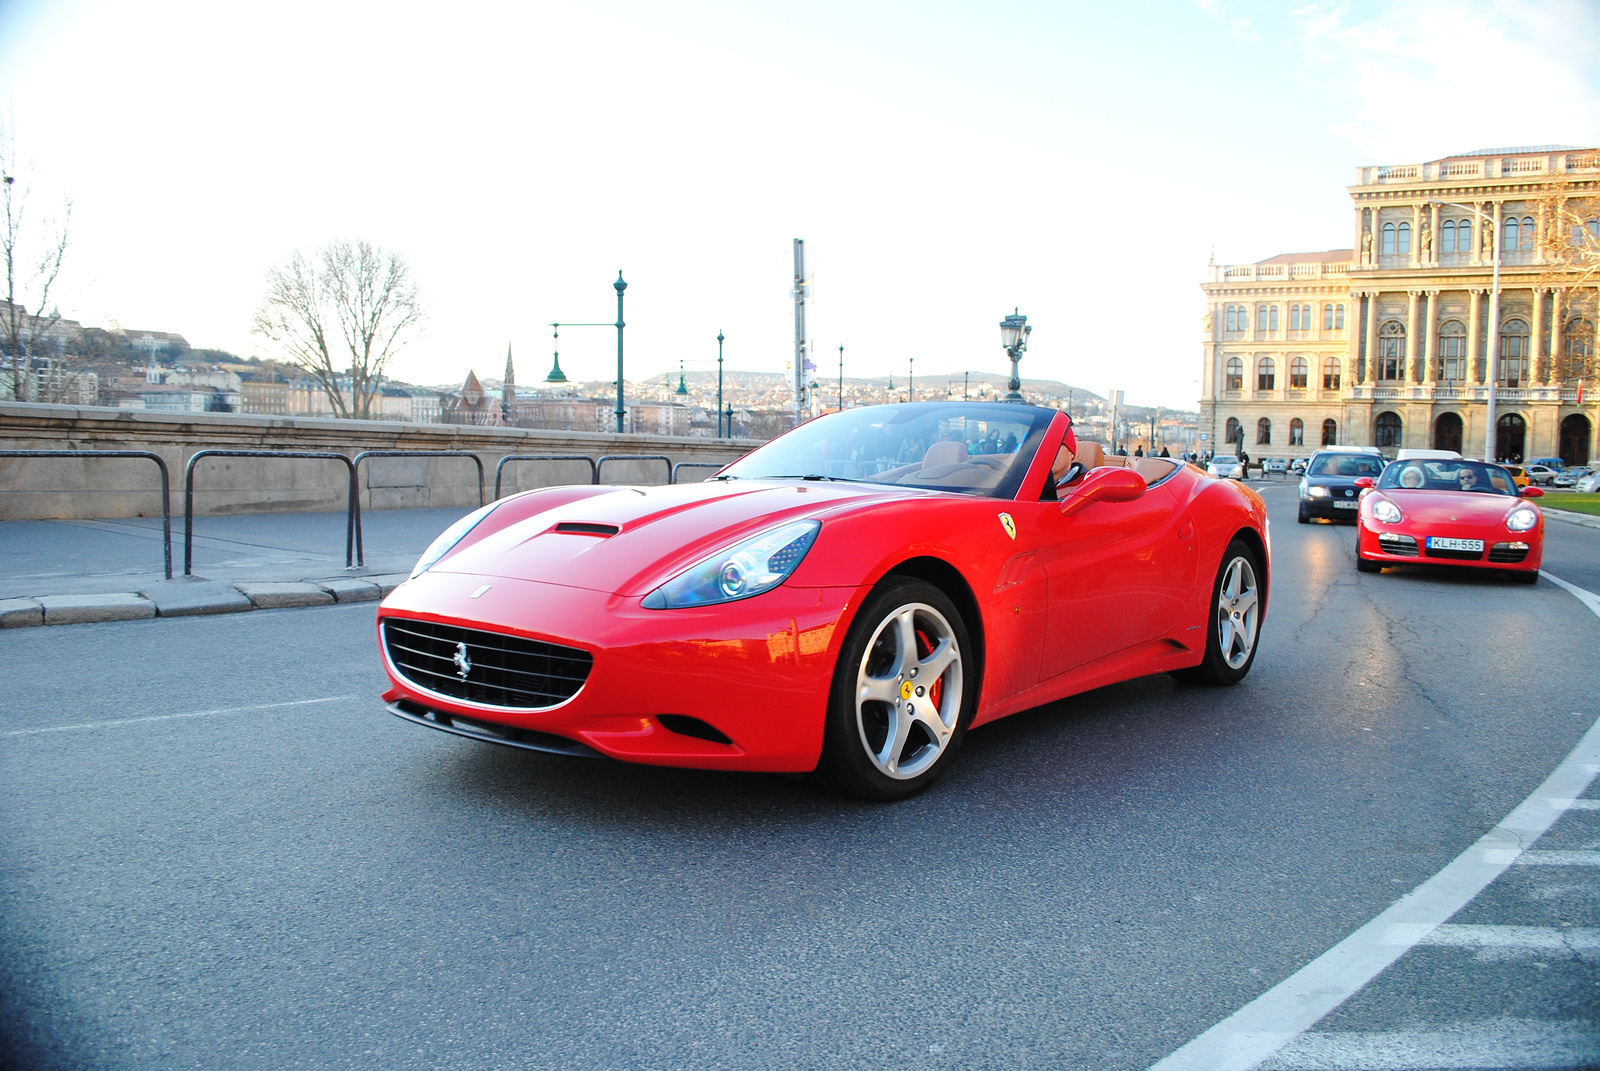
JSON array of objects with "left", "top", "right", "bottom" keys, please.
[{"left": 1346, "top": 384, "right": 1586, "bottom": 403}]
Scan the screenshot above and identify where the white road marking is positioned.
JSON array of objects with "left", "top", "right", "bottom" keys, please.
[
  {"left": 1547, "top": 797, "right": 1600, "bottom": 810},
  {"left": 0, "top": 696, "right": 357, "bottom": 738},
  {"left": 1149, "top": 574, "right": 1600, "bottom": 1071},
  {"left": 1512, "top": 849, "right": 1600, "bottom": 867},
  {"left": 1418, "top": 924, "right": 1600, "bottom": 952},
  {"left": 1260, "top": 1018, "right": 1600, "bottom": 1070}
]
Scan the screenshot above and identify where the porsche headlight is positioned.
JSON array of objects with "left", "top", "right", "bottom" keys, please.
[
  {"left": 410, "top": 501, "right": 500, "bottom": 579},
  {"left": 1308, "top": 485, "right": 1331, "bottom": 498},
  {"left": 1506, "top": 507, "right": 1539, "bottom": 532},
  {"left": 1372, "top": 499, "right": 1403, "bottom": 524},
  {"left": 642, "top": 520, "right": 821, "bottom": 609}
]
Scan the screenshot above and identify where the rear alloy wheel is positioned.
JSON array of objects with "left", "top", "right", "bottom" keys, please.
[
  {"left": 816, "top": 579, "right": 973, "bottom": 800},
  {"left": 1172, "top": 540, "right": 1262, "bottom": 686}
]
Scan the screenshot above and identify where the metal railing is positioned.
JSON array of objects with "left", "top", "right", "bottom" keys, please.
[
  {"left": 494, "top": 455, "right": 600, "bottom": 500},
  {"left": 184, "top": 450, "right": 360, "bottom": 575},
  {"left": 596, "top": 454, "right": 672, "bottom": 485},
  {"left": 671, "top": 461, "right": 725, "bottom": 483},
  {"left": 0, "top": 450, "right": 173, "bottom": 579},
  {"left": 352, "top": 450, "right": 485, "bottom": 565}
]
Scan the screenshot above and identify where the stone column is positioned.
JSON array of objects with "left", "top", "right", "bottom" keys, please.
[
  {"left": 1429, "top": 203, "right": 1440, "bottom": 266},
  {"left": 1467, "top": 289, "right": 1484, "bottom": 383},
  {"left": 1410, "top": 204, "right": 1421, "bottom": 268},
  {"left": 1530, "top": 287, "right": 1546, "bottom": 386},
  {"left": 1550, "top": 290, "right": 1565, "bottom": 384},
  {"left": 1423, "top": 290, "right": 1440, "bottom": 384},
  {"left": 1406, "top": 291, "right": 1421, "bottom": 382},
  {"left": 1364, "top": 292, "right": 1380, "bottom": 385}
]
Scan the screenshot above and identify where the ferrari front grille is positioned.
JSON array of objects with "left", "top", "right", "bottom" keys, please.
[{"left": 382, "top": 618, "right": 593, "bottom": 710}]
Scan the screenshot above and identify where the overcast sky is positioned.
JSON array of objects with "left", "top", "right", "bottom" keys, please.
[{"left": 1, "top": 0, "right": 1596, "bottom": 407}]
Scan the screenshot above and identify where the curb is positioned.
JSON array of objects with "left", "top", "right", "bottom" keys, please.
[
  {"left": 1544, "top": 508, "right": 1600, "bottom": 532},
  {"left": 0, "top": 574, "right": 410, "bottom": 628}
]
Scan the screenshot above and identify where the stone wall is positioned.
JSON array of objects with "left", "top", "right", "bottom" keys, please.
[{"left": 0, "top": 402, "right": 759, "bottom": 520}]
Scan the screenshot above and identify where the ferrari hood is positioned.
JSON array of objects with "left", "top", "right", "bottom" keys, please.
[
  {"left": 1377, "top": 489, "right": 1529, "bottom": 526},
  {"left": 431, "top": 479, "right": 913, "bottom": 595}
]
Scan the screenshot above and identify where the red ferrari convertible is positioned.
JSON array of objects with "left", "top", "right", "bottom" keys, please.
[
  {"left": 377, "top": 402, "right": 1270, "bottom": 798},
  {"left": 1354, "top": 457, "right": 1544, "bottom": 582}
]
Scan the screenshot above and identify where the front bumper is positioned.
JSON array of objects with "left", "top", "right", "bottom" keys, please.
[
  {"left": 1301, "top": 492, "right": 1362, "bottom": 520},
  {"left": 377, "top": 570, "right": 858, "bottom": 772},
  {"left": 1356, "top": 518, "right": 1543, "bottom": 574}
]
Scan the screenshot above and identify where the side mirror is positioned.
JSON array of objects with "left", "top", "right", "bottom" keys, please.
[
  {"left": 1353, "top": 477, "right": 1375, "bottom": 489},
  {"left": 1521, "top": 486, "right": 1544, "bottom": 498},
  {"left": 1060, "top": 467, "right": 1146, "bottom": 516}
]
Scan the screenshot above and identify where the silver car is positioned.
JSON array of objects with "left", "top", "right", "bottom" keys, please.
[
  {"left": 1207, "top": 457, "right": 1246, "bottom": 480},
  {"left": 1577, "top": 471, "right": 1600, "bottom": 494}
]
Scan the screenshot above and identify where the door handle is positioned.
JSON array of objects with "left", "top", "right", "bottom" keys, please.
[{"left": 1178, "top": 521, "right": 1194, "bottom": 540}]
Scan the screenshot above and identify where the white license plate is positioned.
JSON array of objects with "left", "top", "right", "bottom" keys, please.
[
  {"left": 1333, "top": 500, "right": 1358, "bottom": 509},
  {"left": 1426, "top": 536, "right": 1484, "bottom": 552}
]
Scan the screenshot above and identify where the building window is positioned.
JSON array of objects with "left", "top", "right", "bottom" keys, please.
[
  {"left": 1257, "top": 418, "right": 1271, "bottom": 445},
  {"left": 1438, "top": 320, "right": 1467, "bottom": 381},
  {"left": 1397, "top": 221, "right": 1411, "bottom": 255},
  {"left": 1382, "top": 222, "right": 1396, "bottom": 256},
  {"left": 1258, "top": 305, "right": 1268, "bottom": 335},
  {"left": 1442, "top": 219, "right": 1457, "bottom": 254},
  {"left": 1289, "top": 418, "right": 1304, "bottom": 445},
  {"left": 1226, "top": 306, "right": 1238, "bottom": 332},
  {"left": 1289, "top": 355, "right": 1308, "bottom": 388},
  {"left": 1258, "top": 357, "right": 1276, "bottom": 391},
  {"left": 1225, "top": 417, "right": 1242, "bottom": 445},
  {"left": 1323, "top": 356, "right": 1341, "bottom": 389},
  {"left": 1288, "top": 305, "right": 1299, "bottom": 331},
  {"left": 1500, "top": 319, "right": 1529, "bottom": 386},
  {"left": 1374, "top": 411, "right": 1403, "bottom": 448},
  {"left": 1335, "top": 304, "right": 1345, "bottom": 329},
  {"left": 1322, "top": 418, "right": 1338, "bottom": 446},
  {"left": 1324, "top": 303, "right": 1334, "bottom": 330},
  {"left": 1269, "top": 305, "right": 1280, "bottom": 331},
  {"left": 1225, "top": 356, "right": 1243, "bottom": 391},
  {"left": 1520, "top": 216, "right": 1535, "bottom": 251},
  {"left": 1378, "top": 320, "right": 1406, "bottom": 381},
  {"left": 1503, "top": 216, "right": 1519, "bottom": 251},
  {"left": 1567, "top": 317, "right": 1595, "bottom": 378}
]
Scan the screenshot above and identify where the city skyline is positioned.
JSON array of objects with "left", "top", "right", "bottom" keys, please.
[{"left": 1, "top": 0, "right": 1596, "bottom": 409}]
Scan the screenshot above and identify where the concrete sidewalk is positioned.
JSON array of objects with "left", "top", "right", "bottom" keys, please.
[{"left": 0, "top": 507, "right": 472, "bottom": 626}]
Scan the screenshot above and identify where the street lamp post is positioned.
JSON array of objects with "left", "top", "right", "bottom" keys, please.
[
  {"left": 614, "top": 271, "right": 627, "bottom": 434},
  {"left": 837, "top": 344, "right": 844, "bottom": 412},
  {"left": 908, "top": 356, "right": 914, "bottom": 403},
  {"left": 999, "top": 309, "right": 1031, "bottom": 403},
  {"left": 1428, "top": 200, "right": 1501, "bottom": 460},
  {"left": 716, "top": 330, "right": 725, "bottom": 438}
]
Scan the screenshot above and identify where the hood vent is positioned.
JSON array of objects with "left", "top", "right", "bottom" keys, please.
[{"left": 552, "top": 522, "right": 620, "bottom": 537}]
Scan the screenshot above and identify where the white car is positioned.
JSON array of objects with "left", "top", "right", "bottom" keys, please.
[
  {"left": 1262, "top": 458, "right": 1288, "bottom": 475},
  {"left": 1207, "top": 457, "right": 1246, "bottom": 480},
  {"left": 1577, "top": 471, "right": 1600, "bottom": 494}
]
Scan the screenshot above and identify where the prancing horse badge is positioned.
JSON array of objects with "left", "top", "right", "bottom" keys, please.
[{"left": 998, "top": 513, "right": 1016, "bottom": 540}]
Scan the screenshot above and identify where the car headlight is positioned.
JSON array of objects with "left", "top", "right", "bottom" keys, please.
[
  {"left": 410, "top": 501, "right": 500, "bottom": 579},
  {"left": 642, "top": 520, "right": 821, "bottom": 609},
  {"left": 1372, "top": 499, "right": 1403, "bottom": 524},
  {"left": 1308, "top": 485, "right": 1331, "bottom": 498},
  {"left": 1506, "top": 507, "right": 1539, "bottom": 532}
]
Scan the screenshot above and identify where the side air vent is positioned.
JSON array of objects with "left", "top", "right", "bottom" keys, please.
[
  {"left": 553, "top": 522, "right": 621, "bottom": 536},
  {"left": 657, "top": 715, "right": 734, "bottom": 745}
]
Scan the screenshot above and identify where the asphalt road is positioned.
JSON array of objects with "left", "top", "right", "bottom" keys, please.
[{"left": 2, "top": 487, "right": 1597, "bottom": 1070}]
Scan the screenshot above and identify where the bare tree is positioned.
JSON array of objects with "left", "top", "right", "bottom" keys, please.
[
  {"left": 252, "top": 239, "right": 423, "bottom": 419},
  {"left": 1535, "top": 153, "right": 1600, "bottom": 384},
  {"left": 1, "top": 123, "right": 71, "bottom": 402}
]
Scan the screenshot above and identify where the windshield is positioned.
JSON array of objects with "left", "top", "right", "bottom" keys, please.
[
  {"left": 718, "top": 402, "right": 1056, "bottom": 499},
  {"left": 1377, "top": 459, "right": 1518, "bottom": 496},
  {"left": 1307, "top": 453, "right": 1385, "bottom": 478}
]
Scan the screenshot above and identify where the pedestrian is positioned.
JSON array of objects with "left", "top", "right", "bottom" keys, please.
[
  {"left": 1134, "top": 445, "right": 1145, "bottom": 457},
  {"left": 1159, "top": 446, "right": 1170, "bottom": 458}
]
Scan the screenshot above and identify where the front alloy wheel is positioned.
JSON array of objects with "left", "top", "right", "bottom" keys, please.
[{"left": 1172, "top": 539, "right": 1263, "bottom": 686}]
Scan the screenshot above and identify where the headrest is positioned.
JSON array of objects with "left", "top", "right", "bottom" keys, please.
[
  {"left": 923, "top": 440, "right": 967, "bottom": 470},
  {"left": 1075, "top": 441, "right": 1106, "bottom": 469}
]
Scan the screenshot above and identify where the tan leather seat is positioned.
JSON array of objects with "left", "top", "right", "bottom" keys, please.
[
  {"left": 1053, "top": 440, "right": 1107, "bottom": 483},
  {"left": 922, "top": 440, "right": 967, "bottom": 469}
]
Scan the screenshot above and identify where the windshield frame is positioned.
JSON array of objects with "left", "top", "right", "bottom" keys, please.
[
  {"left": 717, "top": 401, "right": 1059, "bottom": 500},
  {"left": 1306, "top": 451, "right": 1386, "bottom": 479}
]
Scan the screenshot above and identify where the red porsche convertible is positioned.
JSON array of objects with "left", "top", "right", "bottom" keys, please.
[
  {"left": 1353, "top": 457, "right": 1544, "bottom": 582},
  {"left": 377, "top": 401, "right": 1270, "bottom": 798}
]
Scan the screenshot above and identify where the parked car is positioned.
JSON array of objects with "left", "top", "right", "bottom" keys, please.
[
  {"left": 1577, "top": 471, "right": 1600, "bottom": 494},
  {"left": 375, "top": 401, "right": 1272, "bottom": 800},
  {"left": 1523, "top": 464, "right": 1560, "bottom": 486},
  {"left": 1298, "top": 446, "right": 1386, "bottom": 523},
  {"left": 1207, "top": 456, "right": 1246, "bottom": 480},
  {"left": 1289, "top": 458, "right": 1308, "bottom": 475},
  {"left": 1500, "top": 465, "right": 1531, "bottom": 489},
  {"left": 1262, "top": 457, "right": 1288, "bottom": 476}
]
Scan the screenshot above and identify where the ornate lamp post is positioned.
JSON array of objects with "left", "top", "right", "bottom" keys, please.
[
  {"left": 999, "top": 309, "right": 1031, "bottom": 402},
  {"left": 614, "top": 272, "right": 627, "bottom": 434},
  {"left": 838, "top": 344, "right": 844, "bottom": 411},
  {"left": 716, "top": 330, "right": 725, "bottom": 437}
]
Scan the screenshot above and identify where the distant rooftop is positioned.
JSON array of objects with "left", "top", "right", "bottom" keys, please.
[
  {"left": 1452, "top": 145, "right": 1586, "bottom": 158},
  {"left": 1257, "top": 249, "right": 1352, "bottom": 265}
]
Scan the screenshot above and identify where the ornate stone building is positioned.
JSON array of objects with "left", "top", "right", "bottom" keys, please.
[{"left": 1201, "top": 145, "right": 1599, "bottom": 465}]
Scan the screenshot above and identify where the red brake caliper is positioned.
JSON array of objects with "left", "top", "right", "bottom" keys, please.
[{"left": 915, "top": 628, "right": 943, "bottom": 711}]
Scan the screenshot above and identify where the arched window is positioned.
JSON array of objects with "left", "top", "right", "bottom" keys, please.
[
  {"left": 1289, "top": 418, "right": 1304, "bottom": 445},
  {"left": 1258, "top": 357, "right": 1276, "bottom": 390},
  {"left": 1321, "top": 418, "right": 1338, "bottom": 446},
  {"left": 1269, "top": 305, "right": 1280, "bottom": 331},
  {"left": 1499, "top": 319, "right": 1529, "bottom": 386},
  {"left": 1566, "top": 317, "right": 1595, "bottom": 378},
  {"left": 1503, "top": 216, "right": 1520, "bottom": 251},
  {"left": 1520, "top": 216, "right": 1535, "bottom": 251},
  {"left": 1323, "top": 303, "right": 1334, "bottom": 330},
  {"left": 1496, "top": 412, "right": 1526, "bottom": 463},
  {"left": 1323, "top": 356, "right": 1341, "bottom": 389},
  {"left": 1382, "top": 222, "right": 1396, "bottom": 256},
  {"left": 1289, "top": 355, "right": 1308, "bottom": 388},
  {"left": 1438, "top": 320, "right": 1467, "bottom": 381},
  {"left": 1434, "top": 412, "right": 1463, "bottom": 453},
  {"left": 1226, "top": 306, "right": 1238, "bottom": 332},
  {"left": 1397, "top": 221, "right": 1411, "bottom": 255},
  {"left": 1442, "top": 219, "right": 1457, "bottom": 254},
  {"left": 1560, "top": 413, "right": 1591, "bottom": 467},
  {"left": 1590, "top": 218, "right": 1600, "bottom": 240},
  {"left": 1335, "top": 304, "right": 1346, "bottom": 329},
  {"left": 1258, "top": 305, "right": 1268, "bottom": 335},
  {"left": 1289, "top": 305, "right": 1300, "bottom": 331},
  {"left": 1225, "top": 356, "right": 1243, "bottom": 391},
  {"left": 1257, "top": 418, "right": 1271, "bottom": 445},
  {"left": 1378, "top": 320, "right": 1406, "bottom": 380},
  {"left": 1374, "top": 411, "right": 1403, "bottom": 449},
  {"left": 1225, "top": 417, "right": 1242, "bottom": 445}
]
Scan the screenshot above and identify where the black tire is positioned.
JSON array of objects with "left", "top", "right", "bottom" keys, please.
[
  {"left": 1171, "top": 539, "right": 1263, "bottom": 686},
  {"left": 815, "top": 578, "right": 976, "bottom": 801},
  {"left": 1356, "top": 550, "right": 1381, "bottom": 573},
  {"left": 1297, "top": 503, "right": 1309, "bottom": 524},
  {"left": 1511, "top": 569, "right": 1539, "bottom": 585}
]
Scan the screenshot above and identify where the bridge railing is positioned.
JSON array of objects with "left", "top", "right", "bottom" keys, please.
[{"left": 0, "top": 450, "right": 173, "bottom": 579}]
